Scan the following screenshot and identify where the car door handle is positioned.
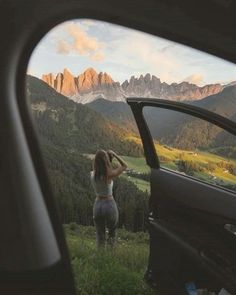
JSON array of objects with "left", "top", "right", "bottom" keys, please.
[
  {"left": 224, "top": 223, "right": 236, "bottom": 235},
  {"left": 148, "top": 211, "right": 154, "bottom": 222}
]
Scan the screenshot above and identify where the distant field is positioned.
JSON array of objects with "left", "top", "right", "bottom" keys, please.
[
  {"left": 155, "top": 143, "right": 236, "bottom": 187},
  {"left": 122, "top": 156, "right": 150, "bottom": 192},
  {"left": 84, "top": 142, "right": 236, "bottom": 191},
  {"left": 122, "top": 156, "right": 149, "bottom": 173},
  {"left": 123, "top": 143, "right": 236, "bottom": 189}
]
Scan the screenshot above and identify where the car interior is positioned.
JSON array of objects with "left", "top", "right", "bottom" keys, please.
[{"left": 1, "top": 0, "right": 236, "bottom": 294}]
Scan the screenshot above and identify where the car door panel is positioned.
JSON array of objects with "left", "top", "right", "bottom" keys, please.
[
  {"left": 150, "top": 169, "right": 236, "bottom": 288},
  {"left": 127, "top": 98, "right": 236, "bottom": 293}
]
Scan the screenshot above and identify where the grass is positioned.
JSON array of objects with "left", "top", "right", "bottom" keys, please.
[
  {"left": 122, "top": 174, "right": 150, "bottom": 193},
  {"left": 64, "top": 224, "right": 155, "bottom": 295},
  {"left": 122, "top": 156, "right": 150, "bottom": 174},
  {"left": 124, "top": 143, "right": 236, "bottom": 188}
]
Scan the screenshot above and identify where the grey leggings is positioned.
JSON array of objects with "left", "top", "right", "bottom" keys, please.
[{"left": 93, "top": 198, "right": 119, "bottom": 248}]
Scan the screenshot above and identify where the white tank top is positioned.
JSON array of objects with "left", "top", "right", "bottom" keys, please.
[{"left": 90, "top": 171, "right": 113, "bottom": 196}]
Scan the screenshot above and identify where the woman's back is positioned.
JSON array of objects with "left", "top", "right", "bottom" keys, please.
[{"left": 90, "top": 171, "right": 113, "bottom": 196}]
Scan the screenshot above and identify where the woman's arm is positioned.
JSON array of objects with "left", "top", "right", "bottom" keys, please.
[{"left": 107, "top": 150, "right": 128, "bottom": 178}]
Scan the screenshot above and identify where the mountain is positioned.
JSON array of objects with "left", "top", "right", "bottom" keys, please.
[
  {"left": 42, "top": 68, "right": 223, "bottom": 104},
  {"left": 86, "top": 85, "right": 236, "bottom": 152},
  {"left": 121, "top": 74, "right": 222, "bottom": 101},
  {"left": 87, "top": 98, "right": 137, "bottom": 133},
  {"left": 28, "top": 75, "right": 143, "bottom": 156},
  {"left": 42, "top": 68, "right": 125, "bottom": 104},
  {"left": 143, "top": 85, "right": 236, "bottom": 151}
]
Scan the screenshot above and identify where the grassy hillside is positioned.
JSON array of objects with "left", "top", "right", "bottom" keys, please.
[
  {"left": 87, "top": 98, "right": 138, "bottom": 133},
  {"left": 27, "top": 75, "right": 143, "bottom": 156},
  {"left": 122, "top": 175, "right": 150, "bottom": 193},
  {"left": 65, "top": 224, "right": 155, "bottom": 295},
  {"left": 87, "top": 87, "right": 236, "bottom": 152}
]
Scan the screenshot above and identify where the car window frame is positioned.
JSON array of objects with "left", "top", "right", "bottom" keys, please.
[{"left": 127, "top": 97, "right": 236, "bottom": 193}]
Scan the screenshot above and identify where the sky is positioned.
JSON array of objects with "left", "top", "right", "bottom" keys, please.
[{"left": 28, "top": 19, "right": 236, "bottom": 86}]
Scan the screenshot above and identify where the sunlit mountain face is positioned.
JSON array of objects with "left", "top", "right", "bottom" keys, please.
[
  {"left": 41, "top": 67, "right": 223, "bottom": 104},
  {"left": 29, "top": 19, "right": 236, "bottom": 99}
]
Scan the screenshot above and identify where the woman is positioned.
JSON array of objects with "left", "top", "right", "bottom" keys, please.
[{"left": 91, "top": 149, "right": 127, "bottom": 248}]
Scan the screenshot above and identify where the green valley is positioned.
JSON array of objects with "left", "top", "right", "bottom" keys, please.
[
  {"left": 27, "top": 75, "right": 149, "bottom": 232},
  {"left": 123, "top": 144, "right": 236, "bottom": 191}
]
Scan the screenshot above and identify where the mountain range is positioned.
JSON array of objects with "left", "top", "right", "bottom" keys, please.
[
  {"left": 28, "top": 75, "right": 143, "bottom": 156},
  {"left": 39, "top": 67, "right": 236, "bottom": 154},
  {"left": 42, "top": 68, "right": 223, "bottom": 104},
  {"left": 86, "top": 85, "right": 236, "bottom": 154}
]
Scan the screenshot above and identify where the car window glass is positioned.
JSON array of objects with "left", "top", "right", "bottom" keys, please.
[{"left": 143, "top": 106, "right": 236, "bottom": 192}]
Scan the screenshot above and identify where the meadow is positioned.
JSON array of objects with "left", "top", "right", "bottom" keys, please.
[
  {"left": 123, "top": 142, "right": 236, "bottom": 190},
  {"left": 64, "top": 223, "right": 155, "bottom": 295}
]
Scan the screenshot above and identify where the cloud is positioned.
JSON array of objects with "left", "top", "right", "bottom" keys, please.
[
  {"left": 183, "top": 73, "right": 204, "bottom": 85},
  {"left": 106, "top": 32, "right": 180, "bottom": 83},
  {"left": 90, "top": 52, "right": 105, "bottom": 62},
  {"left": 57, "top": 40, "right": 71, "bottom": 54},
  {"left": 56, "top": 23, "right": 104, "bottom": 62}
]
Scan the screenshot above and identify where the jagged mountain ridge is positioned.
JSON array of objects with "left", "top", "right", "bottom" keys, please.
[
  {"left": 42, "top": 68, "right": 124, "bottom": 103},
  {"left": 27, "top": 75, "right": 143, "bottom": 156},
  {"left": 42, "top": 68, "right": 223, "bottom": 104}
]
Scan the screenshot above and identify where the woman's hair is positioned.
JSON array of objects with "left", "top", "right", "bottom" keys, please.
[{"left": 93, "top": 150, "right": 111, "bottom": 182}]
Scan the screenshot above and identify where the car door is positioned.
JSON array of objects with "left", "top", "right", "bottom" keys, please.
[{"left": 127, "top": 97, "right": 236, "bottom": 294}]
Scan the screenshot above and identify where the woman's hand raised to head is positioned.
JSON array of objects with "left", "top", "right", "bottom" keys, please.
[
  {"left": 107, "top": 151, "right": 128, "bottom": 178},
  {"left": 107, "top": 150, "right": 116, "bottom": 157}
]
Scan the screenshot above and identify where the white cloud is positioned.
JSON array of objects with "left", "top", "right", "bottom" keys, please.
[
  {"left": 105, "top": 31, "right": 180, "bottom": 83},
  {"left": 57, "top": 40, "right": 71, "bottom": 54},
  {"left": 90, "top": 52, "right": 105, "bottom": 62},
  {"left": 183, "top": 73, "right": 204, "bottom": 85},
  {"left": 27, "top": 68, "right": 36, "bottom": 76},
  {"left": 29, "top": 19, "right": 236, "bottom": 85},
  {"left": 55, "top": 23, "right": 105, "bottom": 62}
]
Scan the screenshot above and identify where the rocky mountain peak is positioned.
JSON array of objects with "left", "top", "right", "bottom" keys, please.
[
  {"left": 83, "top": 67, "right": 97, "bottom": 76},
  {"left": 41, "top": 68, "right": 121, "bottom": 102},
  {"left": 42, "top": 73, "right": 54, "bottom": 88},
  {"left": 99, "top": 72, "right": 114, "bottom": 84},
  {"left": 78, "top": 68, "right": 99, "bottom": 92},
  {"left": 144, "top": 73, "right": 151, "bottom": 82},
  {"left": 42, "top": 68, "right": 224, "bottom": 104},
  {"left": 63, "top": 68, "right": 73, "bottom": 76}
]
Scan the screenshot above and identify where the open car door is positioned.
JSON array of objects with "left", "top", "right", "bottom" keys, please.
[{"left": 127, "top": 98, "right": 236, "bottom": 295}]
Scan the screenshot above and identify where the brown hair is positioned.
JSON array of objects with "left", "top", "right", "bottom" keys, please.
[{"left": 93, "top": 150, "right": 111, "bottom": 182}]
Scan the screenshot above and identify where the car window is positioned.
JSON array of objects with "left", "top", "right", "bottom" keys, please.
[
  {"left": 26, "top": 18, "right": 236, "bottom": 293},
  {"left": 143, "top": 106, "right": 236, "bottom": 192}
]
